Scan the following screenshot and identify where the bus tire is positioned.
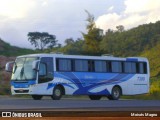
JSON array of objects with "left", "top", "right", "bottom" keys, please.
[
  {"left": 51, "top": 86, "right": 62, "bottom": 100},
  {"left": 32, "top": 95, "right": 43, "bottom": 100},
  {"left": 108, "top": 86, "right": 121, "bottom": 100},
  {"left": 89, "top": 95, "right": 101, "bottom": 100}
]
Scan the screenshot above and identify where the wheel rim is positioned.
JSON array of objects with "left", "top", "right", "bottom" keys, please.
[
  {"left": 113, "top": 88, "right": 120, "bottom": 98},
  {"left": 113, "top": 90, "right": 119, "bottom": 98},
  {"left": 55, "top": 89, "right": 61, "bottom": 96}
]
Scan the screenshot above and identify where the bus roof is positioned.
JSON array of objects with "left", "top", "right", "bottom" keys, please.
[{"left": 17, "top": 53, "right": 148, "bottom": 62}]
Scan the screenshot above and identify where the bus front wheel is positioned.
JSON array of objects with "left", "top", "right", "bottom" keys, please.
[
  {"left": 32, "top": 95, "right": 43, "bottom": 100},
  {"left": 89, "top": 95, "right": 102, "bottom": 100},
  {"left": 107, "top": 86, "right": 121, "bottom": 100},
  {"left": 51, "top": 86, "right": 62, "bottom": 100}
]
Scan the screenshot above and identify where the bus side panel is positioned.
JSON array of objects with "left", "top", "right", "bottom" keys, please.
[
  {"left": 30, "top": 82, "right": 53, "bottom": 95},
  {"left": 30, "top": 72, "right": 149, "bottom": 96},
  {"left": 120, "top": 74, "right": 149, "bottom": 95},
  {"left": 53, "top": 72, "right": 144, "bottom": 96}
]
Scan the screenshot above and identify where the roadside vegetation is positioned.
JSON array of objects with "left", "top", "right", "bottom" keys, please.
[{"left": 0, "top": 39, "right": 35, "bottom": 56}]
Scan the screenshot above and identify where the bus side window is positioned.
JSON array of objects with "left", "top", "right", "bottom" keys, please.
[
  {"left": 39, "top": 63, "right": 47, "bottom": 76},
  {"left": 57, "top": 59, "right": 71, "bottom": 71},
  {"left": 124, "top": 62, "right": 132, "bottom": 73},
  {"left": 75, "top": 60, "right": 88, "bottom": 72},
  {"left": 139, "top": 63, "right": 144, "bottom": 73},
  {"left": 94, "top": 61, "right": 107, "bottom": 72},
  {"left": 131, "top": 62, "right": 136, "bottom": 73},
  {"left": 136, "top": 62, "right": 147, "bottom": 74},
  {"left": 111, "top": 61, "right": 122, "bottom": 73}
]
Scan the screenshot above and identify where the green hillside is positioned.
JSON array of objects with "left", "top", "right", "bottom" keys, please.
[
  {"left": 141, "top": 42, "right": 160, "bottom": 77},
  {"left": 100, "top": 21, "right": 160, "bottom": 57},
  {"left": 0, "top": 38, "right": 34, "bottom": 56}
]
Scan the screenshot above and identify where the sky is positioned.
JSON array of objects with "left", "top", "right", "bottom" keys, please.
[{"left": 0, "top": 0, "right": 160, "bottom": 49}]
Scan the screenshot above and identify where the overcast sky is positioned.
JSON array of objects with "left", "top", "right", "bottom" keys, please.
[{"left": 0, "top": 0, "right": 160, "bottom": 49}]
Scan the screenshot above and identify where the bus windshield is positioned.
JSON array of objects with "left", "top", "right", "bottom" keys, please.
[{"left": 11, "top": 57, "right": 39, "bottom": 81}]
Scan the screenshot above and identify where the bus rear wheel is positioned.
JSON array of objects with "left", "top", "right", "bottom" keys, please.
[
  {"left": 107, "top": 86, "right": 121, "bottom": 100},
  {"left": 32, "top": 95, "right": 43, "bottom": 100},
  {"left": 89, "top": 95, "right": 102, "bottom": 100},
  {"left": 51, "top": 86, "right": 62, "bottom": 100}
]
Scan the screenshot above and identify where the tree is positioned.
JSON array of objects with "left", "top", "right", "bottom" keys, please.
[
  {"left": 57, "top": 43, "right": 62, "bottom": 48},
  {"left": 82, "top": 10, "right": 103, "bottom": 55},
  {"left": 62, "top": 38, "right": 85, "bottom": 55},
  {"left": 64, "top": 38, "right": 74, "bottom": 45},
  {"left": 28, "top": 32, "right": 57, "bottom": 51},
  {"left": 116, "top": 25, "right": 125, "bottom": 32}
]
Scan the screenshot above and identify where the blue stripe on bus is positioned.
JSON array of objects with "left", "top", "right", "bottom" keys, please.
[
  {"left": 54, "top": 72, "right": 134, "bottom": 95},
  {"left": 126, "top": 58, "right": 138, "bottom": 61},
  {"left": 11, "top": 80, "right": 36, "bottom": 88},
  {"left": 46, "top": 83, "right": 75, "bottom": 90}
]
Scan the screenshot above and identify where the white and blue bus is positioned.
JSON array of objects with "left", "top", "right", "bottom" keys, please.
[{"left": 5, "top": 53, "right": 150, "bottom": 100}]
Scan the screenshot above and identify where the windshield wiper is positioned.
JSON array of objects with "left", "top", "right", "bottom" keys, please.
[
  {"left": 20, "top": 67, "right": 24, "bottom": 79},
  {"left": 20, "top": 67, "right": 28, "bottom": 80}
]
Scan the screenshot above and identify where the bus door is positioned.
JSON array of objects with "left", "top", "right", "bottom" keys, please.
[
  {"left": 38, "top": 57, "right": 53, "bottom": 83},
  {"left": 36, "top": 57, "right": 53, "bottom": 94}
]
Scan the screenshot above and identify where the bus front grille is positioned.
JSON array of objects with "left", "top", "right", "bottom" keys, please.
[{"left": 14, "top": 90, "right": 29, "bottom": 93}]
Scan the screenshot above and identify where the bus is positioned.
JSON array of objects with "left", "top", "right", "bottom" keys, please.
[{"left": 5, "top": 53, "right": 150, "bottom": 100}]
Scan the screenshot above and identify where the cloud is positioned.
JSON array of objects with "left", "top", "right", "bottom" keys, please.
[
  {"left": 96, "top": 13, "right": 121, "bottom": 30},
  {"left": 124, "top": 0, "right": 160, "bottom": 14},
  {"left": 0, "top": 0, "right": 36, "bottom": 19},
  {"left": 107, "top": 6, "right": 114, "bottom": 12},
  {"left": 95, "top": 0, "right": 160, "bottom": 31}
]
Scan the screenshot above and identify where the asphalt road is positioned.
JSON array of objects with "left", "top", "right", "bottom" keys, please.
[
  {"left": 0, "top": 96, "right": 160, "bottom": 111},
  {"left": 0, "top": 96, "right": 160, "bottom": 117}
]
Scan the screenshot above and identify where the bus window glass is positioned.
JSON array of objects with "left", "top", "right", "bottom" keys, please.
[
  {"left": 39, "top": 63, "right": 47, "bottom": 76},
  {"left": 131, "top": 63, "right": 136, "bottom": 73},
  {"left": 75, "top": 60, "right": 88, "bottom": 72},
  {"left": 139, "top": 63, "right": 144, "bottom": 74},
  {"left": 95, "top": 61, "right": 106, "bottom": 72},
  {"left": 59, "top": 59, "right": 71, "bottom": 71},
  {"left": 112, "top": 61, "right": 122, "bottom": 73},
  {"left": 124, "top": 62, "right": 132, "bottom": 73},
  {"left": 124, "top": 62, "right": 136, "bottom": 73}
]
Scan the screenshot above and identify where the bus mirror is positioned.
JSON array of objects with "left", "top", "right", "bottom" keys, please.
[
  {"left": 5, "top": 61, "right": 15, "bottom": 72},
  {"left": 32, "top": 60, "right": 40, "bottom": 71}
]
